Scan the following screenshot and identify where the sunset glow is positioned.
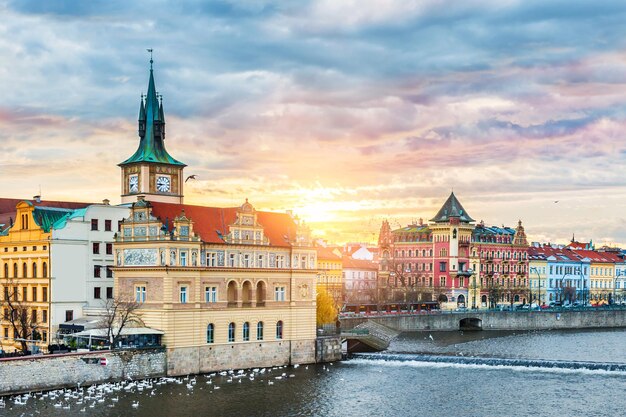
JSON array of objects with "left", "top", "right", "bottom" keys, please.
[{"left": 2, "top": 1, "right": 626, "bottom": 245}]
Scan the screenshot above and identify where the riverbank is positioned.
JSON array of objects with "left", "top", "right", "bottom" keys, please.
[{"left": 0, "top": 337, "right": 342, "bottom": 397}]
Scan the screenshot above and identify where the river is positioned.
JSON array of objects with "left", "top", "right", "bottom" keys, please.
[{"left": 3, "top": 328, "right": 626, "bottom": 416}]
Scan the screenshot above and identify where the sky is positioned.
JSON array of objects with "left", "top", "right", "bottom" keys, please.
[{"left": 2, "top": 0, "right": 626, "bottom": 246}]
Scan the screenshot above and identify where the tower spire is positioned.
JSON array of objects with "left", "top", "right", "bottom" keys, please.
[{"left": 119, "top": 54, "right": 184, "bottom": 167}]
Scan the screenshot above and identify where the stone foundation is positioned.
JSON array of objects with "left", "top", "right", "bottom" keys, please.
[
  {"left": 316, "top": 337, "right": 342, "bottom": 362},
  {"left": 166, "top": 339, "right": 316, "bottom": 376},
  {"left": 0, "top": 348, "right": 166, "bottom": 396}
]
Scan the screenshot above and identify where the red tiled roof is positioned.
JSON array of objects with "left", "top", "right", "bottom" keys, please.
[
  {"left": 149, "top": 202, "right": 297, "bottom": 247},
  {"left": 0, "top": 198, "right": 91, "bottom": 228},
  {"left": 529, "top": 245, "right": 624, "bottom": 264},
  {"left": 316, "top": 246, "right": 342, "bottom": 260},
  {"left": 342, "top": 258, "right": 378, "bottom": 270}
]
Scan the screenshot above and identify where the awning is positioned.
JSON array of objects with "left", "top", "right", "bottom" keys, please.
[{"left": 71, "top": 327, "right": 164, "bottom": 339}]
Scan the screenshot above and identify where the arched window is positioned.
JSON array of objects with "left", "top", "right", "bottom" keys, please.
[
  {"left": 227, "top": 281, "right": 237, "bottom": 305},
  {"left": 32, "top": 263, "right": 37, "bottom": 278},
  {"left": 42, "top": 262, "right": 47, "bottom": 278},
  {"left": 23, "top": 263, "right": 27, "bottom": 278},
  {"left": 257, "top": 321, "right": 264, "bottom": 340},
  {"left": 228, "top": 322, "right": 235, "bottom": 342},
  {"left": 243, "top": 322, "right": 250, "bottom": 341},
  {"left": 13, "top": 263, "right": 18, "bottom": 278},
  {"left": 276, "top": 321, "right": 283, "bottom": 340},
  {"left": 3, "top": 263, "right": 7, "bottom": 278},
  {"left": 206, "top": 324, "right": 214, "bottom": 344}
]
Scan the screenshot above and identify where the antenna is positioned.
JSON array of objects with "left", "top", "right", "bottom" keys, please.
[{"left": 147, "top": 48, "right": 154, "bottom": 68}]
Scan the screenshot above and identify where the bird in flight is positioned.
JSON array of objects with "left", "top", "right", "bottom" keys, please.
[
  {"left": 554, "top": 201, "right": 559, "bottom": 203},
  {"left": 185, "top": 175, "right": 198, "bottom": 183}
]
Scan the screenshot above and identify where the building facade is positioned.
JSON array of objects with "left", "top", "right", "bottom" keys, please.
[
  {"left": 378, "top": 193, "right": 529, "bottom": 310},
  {"left": 316, "top": 246, "right": 343, "bottom": 306},
  {"left": 112, "top": 62, "right": 317, "bottom": 375}
]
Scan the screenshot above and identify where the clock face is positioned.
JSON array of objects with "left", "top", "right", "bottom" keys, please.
[
  {"left": 129, "top": 175, "right": 139, "bottom": 193},
  {"left": 156, "top": 176, "right": 171, "bottom": 193}
]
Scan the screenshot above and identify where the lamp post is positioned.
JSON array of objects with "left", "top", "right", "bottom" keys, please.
[
  {"left": 559, "top": 273, "right": 571, "bottom": 305},
  {"left": 529, "top": 266, "right": 541, "bottom": 308},
  {"left": 469, "top": 269, "right": 476, "bottom": 310}
]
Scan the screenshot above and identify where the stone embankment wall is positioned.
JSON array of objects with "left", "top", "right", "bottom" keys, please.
[
  {"left": 341, "top": 309, "right": 626, "bottom": 332},
  {"left": 0, "top": 348, "right": 166, "bottom": 396},
  {"left": 316, "top": 337, "right": 342, "bottom": 363},
  {"left": 166, "top": 339, "right": 316, "bottom": 376}
]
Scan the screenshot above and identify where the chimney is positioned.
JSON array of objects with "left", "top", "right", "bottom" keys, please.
[
  {"left": 33, "top": 195, "right": 41, "bottom": 203},
  {"left": 102, "top": 199, "right": 110, "bottom": 205}
]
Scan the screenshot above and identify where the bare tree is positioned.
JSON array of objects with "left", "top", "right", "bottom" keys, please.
[
  {"left": 98, "top": 295, "right": 143, "bottom": 349},
  {"left": 2, "top": 278, "right": 41, "bottom": 354}
]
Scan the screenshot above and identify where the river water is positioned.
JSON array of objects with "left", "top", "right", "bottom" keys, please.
[{"left": 3, "top": 328, "right": 626, "bottom": 417}]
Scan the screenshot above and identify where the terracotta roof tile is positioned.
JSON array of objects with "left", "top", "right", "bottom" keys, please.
[{"left": 149, "top": 202, "right": 297, "bottom": 247}]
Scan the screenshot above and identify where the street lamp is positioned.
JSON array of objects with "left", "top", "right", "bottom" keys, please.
[
  {"left": 468, "top": 268, "right": 476, "bottom": 310},
  {"left": 529, "top": 266, "right": 541, "bottom": 307}
]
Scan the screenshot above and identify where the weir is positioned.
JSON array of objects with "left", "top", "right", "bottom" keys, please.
[{"left": 351, "top": 352, "right": 626, "bottom": 374}]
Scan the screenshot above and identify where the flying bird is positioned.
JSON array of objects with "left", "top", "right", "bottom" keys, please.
[
  {"left": 554, "top": 201, "right": 559, "bottom": 203},
  {"left": 185, "top": 175, "right": 198, "bottom": 183}
]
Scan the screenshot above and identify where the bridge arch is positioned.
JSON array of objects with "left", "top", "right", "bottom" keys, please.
[{"left": 459, "top": 317, "right": 483, "bottom": 330}]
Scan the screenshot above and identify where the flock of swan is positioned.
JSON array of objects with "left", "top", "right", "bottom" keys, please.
[{"left": 1, "top": 362, "right": 335, "bottom": 414}]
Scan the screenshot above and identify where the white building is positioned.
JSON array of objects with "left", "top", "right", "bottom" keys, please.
[{"left": 50, "top": 203, "right": 129, "bottom": 335}]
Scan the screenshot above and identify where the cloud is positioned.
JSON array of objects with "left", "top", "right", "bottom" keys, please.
[{"left": 2, "top": 1, "right": 626, "bottom": 244}]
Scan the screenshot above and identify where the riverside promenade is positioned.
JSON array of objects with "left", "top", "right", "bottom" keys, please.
[{"left": 340, "top": 308, "right": 626, "bottom": 332}]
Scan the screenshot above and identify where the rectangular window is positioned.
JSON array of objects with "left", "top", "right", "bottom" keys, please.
[
  {"left": 22, "top": 287, "right": 27, "bottom": 301},
  {"left": 65, "top": 310, "right": 73, "bottom": 322},
  {"left": 104, "top": 220, "right": 112, "bottom": 231},
  {"left": 32, "top": 287, "right": 37, "bottom": 302},
  {"left": 274, "top": 286, "right": 286, "bottom": 301},
  {"left": 440, "top": 277, "right": 446, "bottom": 287},
  {"left": 258, "top": 255, "right": 264, "bottom": 268},
  {"left": 180, "top": 252, "right": 188, "bottom": 266},
  {"left": 92, "top": 242, "right": 100, "bottom": 254},
  {"left": 42, "top": 287, "right": 47, "bottom": 302},
  {"left": 42, "top": 330, "right": 47, "bottom": 342},
  {"left": 106, "top": 243, "right": 113, "bottom": 255},
  {"left": 243, "top": 254, "right": 250, "bottom": 268},
  {"left": 205, "top": 286, "right": 217, "bottom": 303},
  {"left": 229, "top": 254, "right": 236, "bottom": 267},
  {"left": 91, "top": 219, "right": 98, "bottom": 231},
  {"left": 106, "top": 266, "right": 113, "bottom": 278},
  {"left": 94, "top": 287, "right": 101, "bottom": 299},
  {"left": 106, "top": 287, "right": 113, "bottom": 299},
  {"left": 31, "top": 309, "right": 37, "bottom": 323},
  {"left": 180, "top": 286, "right": 188, "bottom": 303},
  {"left": 439, "top": 262, "right": 446, "bottom": 272},
  {"left": 94, "top": 265, "right": 101, "bottom": 278},
  {"left": 207, "top": 253, "right": 217, "bottom": 267},
  {"left": 42, "top": 309, "right": 48, "bottom": 323},
  {"left": 135, "top": 286, "right": 146, "bottom": 303}
]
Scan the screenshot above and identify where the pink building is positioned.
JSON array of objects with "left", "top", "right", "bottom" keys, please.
[{"left": 378, "top": 192, "right": 529, "bottom": 309}]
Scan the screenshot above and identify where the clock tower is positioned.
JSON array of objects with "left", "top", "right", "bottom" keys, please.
[{"left": 119, "top": 57, "right": 186, "bottom": 204}]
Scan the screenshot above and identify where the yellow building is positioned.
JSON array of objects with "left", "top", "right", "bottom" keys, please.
[
  {"left": 113, "top": 62, "right": 317, "bottom": 375},
  {"left": 316, "top": 247, "right": 343, "bottom": 307},
  {"left": 587, "top": 251, "right": 619, "bottom": 303},
  {"left": 0, "top": 199, "right": 87, "bottom": 352}
]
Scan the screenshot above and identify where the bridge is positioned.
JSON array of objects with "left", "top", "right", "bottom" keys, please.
[
  {"left": 340, "top": 321, "right": 400, "bottom": 352},
  {"left": 340, "top": 308, "right": 626, "bottom": 333}
]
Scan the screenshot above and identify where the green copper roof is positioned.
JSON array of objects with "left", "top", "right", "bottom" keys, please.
[
  {"left": 120, "top": 61, "right": 185, "bottom": 167},
  {"left": 33, "top": 207, "right": 76, "bottom": 233},
  {"left": 430, "top": 192, "right": 475, "bottom": 223},
  {"left": 51, "top": 207, "right": 87, "bottom": 230}
]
